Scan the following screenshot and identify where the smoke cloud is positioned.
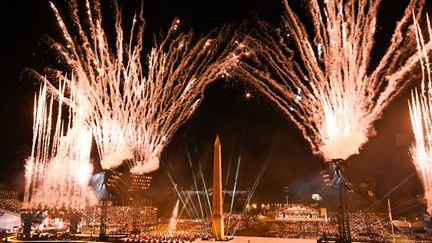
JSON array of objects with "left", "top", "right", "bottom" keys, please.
[
  {"left": 100, "top": 144, "right": 133, "bottom": 169},
  {"left": 319, "top": 129, "right": 369, "bottom": 161},
  {"left": 130, "top": 156, "right": 160, "bottom": 174}
]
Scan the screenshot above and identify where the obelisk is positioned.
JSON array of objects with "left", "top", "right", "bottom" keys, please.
[{"left": 212, "top": 135, "right": 225, "bottom": 240}]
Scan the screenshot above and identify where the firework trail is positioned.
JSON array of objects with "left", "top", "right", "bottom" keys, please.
[
  {"left": 29, "top": 0, "right": 239, "bottom": 174},
  {"left": 409, "top": 15, "right": 432, "bottom": 215},
  {"left": 24, "top": 79, "right": 97, "bottom": 210},
  {"left": 235, "top": 0, "right": 426, "bottom": 161}
]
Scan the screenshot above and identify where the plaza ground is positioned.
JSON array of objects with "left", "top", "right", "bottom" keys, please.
[{"left": 196, "top": 236, "right": 316, "bottom": 243}]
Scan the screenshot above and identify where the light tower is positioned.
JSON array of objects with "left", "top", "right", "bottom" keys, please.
[
  {"left": 330, "top": 158, "right": 351, "bottom": 243},
  {"left": 283, "top": 186, "right": 290, "bottom": 207}
]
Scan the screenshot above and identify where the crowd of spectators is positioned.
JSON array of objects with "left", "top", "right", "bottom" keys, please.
[
  {"left": 264, "top": 211, "right": 432, "bottom": 242},
  {"left": 120, "top": 220, "right": 211, "bottom": 243},
  {"left": 3, "top": 197, "right": 432, "bottom": 243},
  {"left": 81, "top": 205, "right": 158, "bottom": 234},
  {"left": 0, "top": 189, "right": 21, "bottom": 213},
  {"left": 122, "top": 230, "right": 207, "bottom": 243},
  {"left": 265, "top": 212, "right": 394, "bottom": 241},
  {"left": 348, "top": 212, "right": 391, "bottom": 242},
  {"left": 395, "top": 231, "right": 432, "bottom": 242},
  {"left": 224, "top": 213, "right": 252, "bottom": 235},
  {"left": 0, "top": 199, "right": 22, "bottom": 212},
  {"left": 266, "top": 220, "right": 338, "bottom": 239}
]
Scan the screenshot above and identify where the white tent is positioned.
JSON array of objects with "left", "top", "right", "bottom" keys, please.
[{"left": 0, "top": 212, "right": 20, "bottom": 232}]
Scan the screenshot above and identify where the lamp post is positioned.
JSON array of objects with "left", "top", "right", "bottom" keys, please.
[
  {"left": 312, "top": 194, "right": 322, "bottom": 207},
  {"left": 283, "top": 186, "right": 290, "bottom": 208}
]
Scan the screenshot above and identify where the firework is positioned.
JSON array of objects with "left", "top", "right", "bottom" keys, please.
[
  {"left": 30, "top": 0, "right": 239, "bottom": 174},
  {"left": 23, "top": 79, "right": 97, "bottom": 210},
  {"left": 235, "top": 0, "right": 426, "bottom": 161},
  {"left": 409, "top": 15, "right": 432, "bottom": 214}
]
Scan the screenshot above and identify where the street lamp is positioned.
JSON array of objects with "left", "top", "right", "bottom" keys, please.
[
  {"left": 312, "top": 194, "right": 322, "bottom": 206},
  {"left": 283, "top": 186, "right": 290, "bottom": 207}
]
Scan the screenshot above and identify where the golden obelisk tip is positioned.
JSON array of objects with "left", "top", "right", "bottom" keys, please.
[{"left": 215, "top": 135, "right": 220, "bottom": 145}]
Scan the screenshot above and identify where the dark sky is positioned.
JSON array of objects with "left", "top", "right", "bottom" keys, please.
[{"left": 0, "top": 0, "right": 429, "bottom": 215}]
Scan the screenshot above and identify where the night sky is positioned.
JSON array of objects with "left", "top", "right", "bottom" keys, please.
[{"left": 0, "top": 0, "right": 429, "bottom": 216}]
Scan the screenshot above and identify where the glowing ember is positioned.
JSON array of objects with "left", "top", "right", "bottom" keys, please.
[
  {"left": 235, "top": 0, "right": 426, "bottom": 161},
  {"left": 30, "top": 0, "right": 238, "bottom": 174},
  {"left": 23, "top": 79, "right": 97, "bottom": 210},
  {"left": 409, "top": 15, "right": 432, "bottom": 215}
]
